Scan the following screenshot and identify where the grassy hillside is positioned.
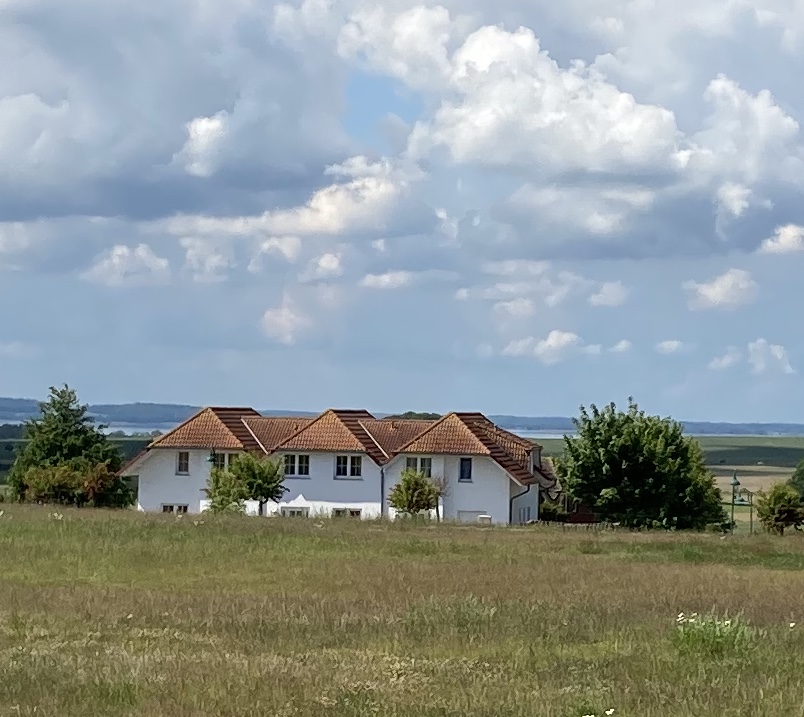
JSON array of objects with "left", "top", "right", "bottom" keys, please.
[{"left": 1, "top": 508, "right": 804, "bottom": 716}]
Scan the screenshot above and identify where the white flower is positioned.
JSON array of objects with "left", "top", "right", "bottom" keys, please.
[
  {"left": 605, "top": 710, "right": 615, "bottom": 716},
  {"left": 790, "top": 622, "right": 796, "bottom": 629}
]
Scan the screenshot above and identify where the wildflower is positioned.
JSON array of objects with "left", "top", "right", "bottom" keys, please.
[
  {"left": 126, "top": 614, "right": 133, "bottom": 620},
  {"left": 790, "top": 622, "right": 796, "bottom": 629},
  {"left": 606, "top": 711, "right": 615, "bottom": 716}
]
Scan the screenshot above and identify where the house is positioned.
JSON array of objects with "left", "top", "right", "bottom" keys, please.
[{"left": 120, "top": 407, "right": 560, "bottom": 524}]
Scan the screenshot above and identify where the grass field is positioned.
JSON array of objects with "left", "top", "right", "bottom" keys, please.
[{"left": 2, "top": 508, "right": 804, "bottom": 716}]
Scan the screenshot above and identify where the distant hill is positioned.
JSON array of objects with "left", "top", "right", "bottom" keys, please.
[{"left": 1, "top": 397, "right": 802, "bottom": 436}]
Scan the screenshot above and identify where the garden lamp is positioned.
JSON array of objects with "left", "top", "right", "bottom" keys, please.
[{"left": 730, "top": 471, "right": 740, "bottom": 534}]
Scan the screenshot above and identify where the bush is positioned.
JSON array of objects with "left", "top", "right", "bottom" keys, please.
[
  {"left": 205, "top": 467, "right": 249, "bottom": 514},
  {"left": 22, "top": 461, "right": 132, "bottom": 508},
  {"left": 538, "top": 498, "right": 569, "bottom": 523},
  {"left": 756, "top": 482, "right": 804, "bottom": 535},
  {"left": 388, "top": 470, "right": 438, "bottom": 517}
]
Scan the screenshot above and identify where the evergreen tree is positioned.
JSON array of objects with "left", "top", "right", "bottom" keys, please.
[{"left": 8, "top": 385, "right": 123, "bottom": 502}]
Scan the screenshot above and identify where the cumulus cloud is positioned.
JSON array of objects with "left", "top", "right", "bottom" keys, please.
[
  {"left": 502, "top": 330, "right": 606, "bottom": 364},
  {"left": 299, "top": 251, "right": 344, "bottom": 283},
  {"left": 261, "top": 293, "right": 310, "bottom": 346},
  {"left": 655, "top": 340, "right": 686, "bottom": 354},
  {"left": 609, "top": 340, "right": 633, "bottom": 353},
  {"left": 682, "top": 268, "right": 758, "bottom": 310},
  {"left": 747, "top": 339, "right": 795, "bottom": 375},
  {"left": 81, "top": 244, "right": 170, "bottom": 287},
  {"left": 589, "top": 281, "right": 629, "bottom": 307},
  {"left": 708, "top": 347, "right": 741, "bottom": 370},
  {"left": 758, "top": 224, "right": 804, "bottom": 254}
]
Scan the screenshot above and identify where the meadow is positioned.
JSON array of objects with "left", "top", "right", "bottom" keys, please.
[{"left": 2, "top": 508, "right": 804, "bottom": 716}]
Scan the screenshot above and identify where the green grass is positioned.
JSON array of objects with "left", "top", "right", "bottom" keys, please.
[{"left": 3, "top": 507, "right": 804, "bottom": 716}]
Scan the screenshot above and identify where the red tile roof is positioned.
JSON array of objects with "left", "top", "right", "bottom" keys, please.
[{"left": 140, "top": 406, "right": 558, "bottom": 491}]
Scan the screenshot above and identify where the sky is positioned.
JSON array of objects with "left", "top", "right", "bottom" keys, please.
[{"left": 1, "top": 0, "right": 804, "bottom": 422}]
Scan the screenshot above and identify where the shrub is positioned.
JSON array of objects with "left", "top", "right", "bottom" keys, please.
[
  {"left": 756, "top": 482, "right": 804, "bottom": 535},
  {"left": 205, "top": 467, "right": 249, "bottom": 514},
  {"left": 388, "top": 470, "right": 438, "bottom": 517},
  {"left": 22, "top": 461, "right": 132, "bottom": 507}
]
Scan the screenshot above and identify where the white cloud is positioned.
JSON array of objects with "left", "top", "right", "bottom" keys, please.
[
  {"left": 248, "top": 236, "right": 302, "bottom": 273},
  {"left": 261, "top": 293, "right": 310, "bottom": 346},
  {"left": 502, "top": 330, "right": 588, "bottom": 364},
  {"left": 655, "top": 340, "right": 686, "bottom": 354},
  {"left": 609, "top": 339, "right": 632, "bottom": 353},
  {"left": 81, "top": 244, "right": 170, "bottom": 287},
  {"left": 173, "top": 111, "right": 229, "bottom": 178},
  {"left": 589, "top": 281, "right": 629, "bottom": 307},
  {"left": 299, "top": 251, "right": 344, "bottom": 282},
  {"left": 747, "top": 339, "right": 795, "bottom": 375},
  {"left": 758, "top": 224, "right": 804, "bottom": 254},
  {"left": 708, "top": 347, "right": 741, "bottom": 370},
  {"left": 493, "top": 298, "right": 535, "bottom": 319},
  {"left": 406, "top": 24, "right": 682, "bottom": 175},
  {"left": 682, "top": 268, "right": 758, "bottom": 310},
  {"left": 179, "top": 238, "right": 232, "bottom": 283},
  {"left": 715, "top": 182, "right": 751, "bottom": 218},
  {"left": 360, "top": 270, "right": 413, "bottom": 289}
]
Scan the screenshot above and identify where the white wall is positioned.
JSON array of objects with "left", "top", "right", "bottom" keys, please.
[
  {"left": 134, "top": 448, "right": 224, "bottom": 513},
  {"left": 383, "top": 454, "right": 516, "bottom": 524},
  {"left": 132, "top": 448, "right": 385, "bottom": 518},
  {"left": 510, "top": 482, "right": 540, "bottom": 524}
]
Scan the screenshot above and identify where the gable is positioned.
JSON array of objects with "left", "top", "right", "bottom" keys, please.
[
  {"left": 276, "top": 410, "right": 372, "bottom": 454},
  {"left": 149, "top": 407, "right": 255, "bottom": 450},
  {"left": 398, "top": 413, "right": 491, "bottom": 455},
  {"left": 243, "top": 416, "right": 315, "bottom": 452}
]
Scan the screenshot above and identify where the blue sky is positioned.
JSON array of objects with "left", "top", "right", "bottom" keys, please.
[{"left": 1, "top": 0, "right": 804, "bottom": 422}]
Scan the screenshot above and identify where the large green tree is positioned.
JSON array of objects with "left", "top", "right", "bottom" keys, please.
[
  {"left": 756, "top": 482, "right": 804, "bottom": 536},
  {"left": 8, "top": 385, "right": 123, "bottom": 502},
  {"left": 388, "top": 470, "right": 439, "bottom": 517},
  {"left": 557, "top": 399, "right": 726, "bottom": 530},
  {"left": 229, "top": 453, "right": 287, "bottom": 516}
]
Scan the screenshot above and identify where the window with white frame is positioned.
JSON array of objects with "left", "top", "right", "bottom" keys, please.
[
  {"left": 162, "top": 504, "right": 189, "bottom": 514},
  {"left": 332, "top": 508, "right": 362, "bottom": 518},
  {"left": 459, "top": 457, "right": 473, "bottom": 482},
  {"left": 405, "top": 456, "right": 432, "bottom": 477},
  {"left": 281, "top": 507, "right": 309, "bottom": 518},
  {"left": 212, "top": 452, "right": 226, "bottom": 470},
  {"left": 176, "top": 451, "right": 190, "bottom": 475},
  {"left": 335, "top": 455, "right": 362, "bottom": 478},
  {"left": 284, "top": 454, "right": 310, "bottom": 477},
  {"left": 350, "top": 455, "right": 362, "bottom": 477}
]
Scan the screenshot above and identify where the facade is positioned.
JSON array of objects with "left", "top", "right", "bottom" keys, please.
[{"left": 121, "top": 407, "right": 560, "bottom": 524}]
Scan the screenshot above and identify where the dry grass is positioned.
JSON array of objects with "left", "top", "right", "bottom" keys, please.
[{"left": 3, "top": 507, "right": 804, "bottom": 716}]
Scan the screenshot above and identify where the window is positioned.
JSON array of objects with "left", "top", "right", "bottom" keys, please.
[
  {"left": 350, "top": 456, "right": 362, "bottom": 477},
  {"left": 284, "top": 454, "right": 310, "bottom": 477},
  {"left": 332, "top": 508, "right": 362, "bottom": 518},
  {"left": 404, "top": 456, "right": 432, "bottom": 477},
  {"left": 212, "top": 452, "right": 226, "bottom": 470},
  {"left": 281, "top": 507, "right": 309, "bottom": 518},
  {"left": 162, "top": 504, "right": 189, "bottom": 514},
  {"left": 176, "top": 452, "right": 190, "bottom": 474},
  {"left": 335, "top": 455, "right": 348, "bottom": 477},
  {"left": 518, "top": 505, "right": 532, "bottom": 523},
  {"left": 284, "top": 454, "right": 296, "bottom": 476},
  {"left": 227, "top": 453, "right": 237, "bottom": 468},
  {"left": 459, "top": 457, "right": 473, "bottom": 482}
]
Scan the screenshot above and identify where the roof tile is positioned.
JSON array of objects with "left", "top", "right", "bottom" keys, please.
[
  {"left": 243, "top": 416, "right": 315, "bottom": 452},
  {"left": 149, "top": 407, "right": 254, "bottom": 450},
  {"left": 276, "top": 410, "right": 373, "bottom": 453}
]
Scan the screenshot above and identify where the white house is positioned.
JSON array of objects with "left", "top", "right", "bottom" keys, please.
[{"left": 120, "top": 407, "right": 560, "bottom": 524}]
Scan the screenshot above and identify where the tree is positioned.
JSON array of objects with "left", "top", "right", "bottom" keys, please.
[
  {"left": 756, "top": 482, "right": 804, "bottom": 535},
  {"left": 789, "top": 460, "right": 804, "bottom": 500},
  {"left": 557, "top": 399, "right": 727, "bottom": 530},
  {"left": 388, "top": 469, "right": 438, "bottom": 517},
  {"left": 430, "top": 473, "right": 450, "bottom": 522},
  {"left": 205, "top": 467, "right": 249, "bottom": 514},
  {"left": 8, "top": 385, "right": 125, "bottom": 505},
  {"left": 228, "top": 453, "right": 287, "bottom": 516}
]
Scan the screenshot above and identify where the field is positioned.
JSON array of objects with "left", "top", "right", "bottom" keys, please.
[{"left": 2, "top": 509, "right": 804, "bottom": 716}]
